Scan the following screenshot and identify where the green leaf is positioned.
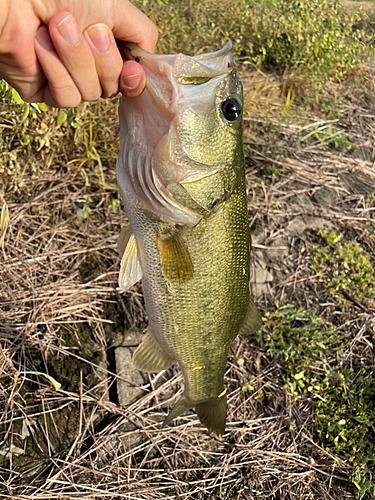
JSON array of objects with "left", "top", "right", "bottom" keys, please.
[
  {"left": 12, "top": 88, "right": 24, "bottom": 105},
  {"left": 83, "top": 206, "right": 90, "bottom": 219},
  {"left": 111, "top": 199, "right": 119, "bottom": 213},
  {"left": 57, "top": 109, "right": 68, "bottom": 126},
  {"left": 30, "top": 103, "right": 41, "bottom": 113},
  {"left": 19, "top": 371, "right": 61, "bottom": 391},
  {"left": 20, "top": 104, "right": 30, "bottom": 123},
  {"left": 37, "top": 102, "right": 48, "bottom": 112},
  {"left": 1, "top": 202, "right": 8, "bottom": 233}
]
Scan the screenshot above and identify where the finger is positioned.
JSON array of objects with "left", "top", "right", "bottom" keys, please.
[
  {"left": 119, "top": 60, "right": 146, "bottom": 98},
  {"left": 83, "top": 23, "right": 123, "bottom": 99},
  {"left": 111, "top": 0, "right": 158, "bottom": 53},
  {"left": 34, "top": 26, "right": 81, "bottom": 107},
  {"left": 0, "top": 3, "right": 44, "bottom": 102},
  {"left": 48, "top": 11, "right": 102, "bottom": 102}
]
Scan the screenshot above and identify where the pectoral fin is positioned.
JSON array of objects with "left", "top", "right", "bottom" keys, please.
[
  {"left": 239, "top": 296, "right": 263, "bottom": 335},
  {"left": 156, "top": 230, "right": 193, "bottom": 283},
  {"left": 117, "top": 226, "right": 132, "bottom": 255},
  {"left": 118, "top": 228, "right": 143, "bottom": 291},
  {"left": 133, "top": 330, "right": 175, "bottom": 372}
]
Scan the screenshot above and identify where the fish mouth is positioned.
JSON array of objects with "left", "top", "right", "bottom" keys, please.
[{"left": 120, "top": 42, "right": 234, "bottom": 122}]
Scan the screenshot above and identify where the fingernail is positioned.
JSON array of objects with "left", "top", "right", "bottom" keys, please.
[
  {"left": 86, "top": 23, "right": 111, "bottom": 52},
  {"left": 122, "top": 73, "right": 142, "bottom": 90},
  {"left": 57, "top": 14, "right": 80, "bottom": 45},
  {"left": 35, "top": 27, "right": 54, "bottom": 51}
]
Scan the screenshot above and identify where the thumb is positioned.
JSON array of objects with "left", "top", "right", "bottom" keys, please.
[{"left": 110, "top": 0, "right": 158, "bottom": 53}]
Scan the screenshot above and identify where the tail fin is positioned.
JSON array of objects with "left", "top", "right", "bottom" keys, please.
[
  {"left": 196, "top": 393, "right": 227, "bottom": 435},
  {"left": 163, "top": 393, "right": 227, "bottom": 436}
]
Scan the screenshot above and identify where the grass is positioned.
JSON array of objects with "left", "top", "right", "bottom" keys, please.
[
  {"left": 135, "top": 0, "right": 375, "bottom": 84},
  {"left": 1, "top": 0, "right": 375, "bottom": 498},
  {"left": 312, "top": 230, "right": 375, "bottom": 308},
  {"left": 0, "top": 83, "right": 119, "bottom": 196},
  {"left": 261, "top": 304, "right": 375, "bottom": 499}
]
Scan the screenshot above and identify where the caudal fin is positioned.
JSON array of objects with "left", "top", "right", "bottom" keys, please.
[
  {"left": 196, "top": 393, "right": 227, "bottom": 435},
  {"left": 163, "top": 393, "right": 227, "bottom": 435}
]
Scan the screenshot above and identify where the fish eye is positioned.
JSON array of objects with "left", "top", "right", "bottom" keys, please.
[{"left": 221, "top": 98, "right": 241, "bottom": 122}]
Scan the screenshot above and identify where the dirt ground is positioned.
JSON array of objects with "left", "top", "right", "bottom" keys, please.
[{"left": 1, "top": 60, "right": 375, "bottom": 499}]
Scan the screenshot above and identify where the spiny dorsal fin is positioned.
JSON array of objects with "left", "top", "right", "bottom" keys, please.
[
  {"left": 239, "top": 295, "right": 263, "bottom": 336},
  {"left": 156, "top": 230, "right": 193, "bottom": 284},
  {"left": 133, "top": 330, "right": 175, "bottom": 373},
  {"left": 118, "top": 229, "right": 143, "bottom": 291}
]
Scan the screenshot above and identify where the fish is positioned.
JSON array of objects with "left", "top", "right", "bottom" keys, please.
[{"left": 116, "top": 42, "right": 262, "bottom": 435}]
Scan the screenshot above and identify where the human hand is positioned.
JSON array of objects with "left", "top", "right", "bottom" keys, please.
[{"left": 0, "top": 0, "right": 157, "bottom": 107}]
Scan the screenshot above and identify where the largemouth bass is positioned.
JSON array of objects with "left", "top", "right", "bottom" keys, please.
[{"left": 116, "top": 43, "right": 262, "bottom": 435}]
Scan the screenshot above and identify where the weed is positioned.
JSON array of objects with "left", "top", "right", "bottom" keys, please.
[
  {"left": 261, "top": 304, "right": 343, "bottom": 399},
  {"left": 297, "top": 123, "right": 354, "bottom": 151},
  {"left": 260, "top": 303, "right": 375, "bottom": 498},
  {"left": 0, "top": 193, "right": 9, "bottom": 260},
  {"left": 0, "top": 84, "right": 119, "bottom": 196},
  {"left": 135, "top": 0, "right": 374, "bottom": 87},
  {"left": 312, "top": 230, "right": 375, "bottom": 308}
]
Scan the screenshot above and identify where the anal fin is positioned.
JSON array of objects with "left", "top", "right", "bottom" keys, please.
[
  {"left": 163, "top": 396, "right": 194, "bottom": 428},
  {"left": 118, "top": 227, "right": 143, "bottom": 291},
  {"left": 239, "top": 295, "right": 263, "bottom": 335},
  {"left": 133, "top": 330, "right": 175, "bottom": 373},
  {"left": 156, "top": 229, "right": 193, "bottom": 284}
]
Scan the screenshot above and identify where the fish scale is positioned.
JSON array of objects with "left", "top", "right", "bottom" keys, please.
[{"left": 116, "top": 42, "right": 262, "bottom": 434}]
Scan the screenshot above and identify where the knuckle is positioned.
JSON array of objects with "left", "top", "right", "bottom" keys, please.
[
  {"left": 142, "top": 22, "right": 158, "bottom": 49},
  {"left": 150, "top": 24, "right": 159, "bottom": 47},
  {"left": 80, "top": 85, "right": 101, "bottom": 102},
  {"left": 18, "top": 88, "right": 38, "bottom": 103},
  {"left": 101, "top": 83, "right": 119, "bottom": 99},
  {"left": 49, "top": 82, "right": 82, "bottom": 108}
]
